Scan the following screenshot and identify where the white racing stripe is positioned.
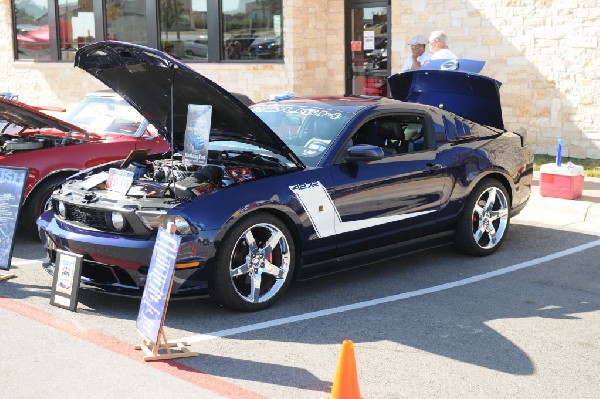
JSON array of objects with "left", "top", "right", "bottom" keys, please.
[
  {"left": 289, "top": 181, "right": 435, "bottom": 238},
  {"left": 179, "top": 239, "right": 600, "bottom": 344}
]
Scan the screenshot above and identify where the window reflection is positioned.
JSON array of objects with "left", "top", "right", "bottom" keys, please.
[
  {"left": 159, "top": 0, "right": 208, "bottom": 61},
  {"left": 106, "top": 0, "right": 148, "bottom": 45},
  {"left": 58, "top": 0, "right": 95, "bottom": 61},
  {"left": 14, "top": 0, "right": 51, "bottom": 60},
  {"left": 222, "top": 0, "right": 283, "bottom": 60}
]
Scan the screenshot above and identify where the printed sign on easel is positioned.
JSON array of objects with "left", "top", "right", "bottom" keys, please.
[
  {"left": 135, "top": 223, "right": 198, "bottom": 361},
  {"left": 49, "top": 250, "right": 83, "bottom": 311},
  {"left": 0, "top": 166, "right": 28, "bottom": 281}
]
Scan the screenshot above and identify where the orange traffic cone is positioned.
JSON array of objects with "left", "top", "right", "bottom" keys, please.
[{"left": 328, "top": 340, "right": 365, "bottom": 399}]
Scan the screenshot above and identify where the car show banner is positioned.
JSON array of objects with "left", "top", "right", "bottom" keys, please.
[
  {"left": 0, "top": 166, "right": 28, "bottom": 274},
  {"left": 135, "top": 223, "right": 197, "bottom": 361},
  {"left": 183, "top": 104, "right": 211, "bottom": 166},
  {"left": 183, "top": 104, "right": 212, "bottom": 166},
  {"left": 49, "top": 250, "right": 84, "bottom": 311}
]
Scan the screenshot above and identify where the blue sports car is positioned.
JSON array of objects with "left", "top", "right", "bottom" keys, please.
[{"left": 38, "top": 41, "right": 533, "bottom": 311}]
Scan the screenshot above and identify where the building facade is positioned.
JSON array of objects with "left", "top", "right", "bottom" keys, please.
[{"left": 1, "top": 0, "right": 598, "bottom": 158}]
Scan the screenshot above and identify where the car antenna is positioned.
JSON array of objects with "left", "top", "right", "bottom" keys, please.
[{"left": 168, "top": 68, "right": 176, "bottom": 186}]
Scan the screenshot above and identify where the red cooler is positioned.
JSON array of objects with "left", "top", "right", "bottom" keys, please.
[{"left": 540, "top": 163, "right": 585, "bottom": 200}]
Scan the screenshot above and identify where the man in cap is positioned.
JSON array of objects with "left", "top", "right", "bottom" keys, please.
[{"left": 401, "top": 35, "right": 432, "bottom": 72}]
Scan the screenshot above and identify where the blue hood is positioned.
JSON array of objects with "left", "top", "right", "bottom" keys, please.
[{"left": 387, "top": 69, "right": 504, "bottom": 130}]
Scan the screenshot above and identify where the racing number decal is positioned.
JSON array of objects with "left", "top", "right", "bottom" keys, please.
[{"left": 290, "top": 181, "right": 435, "bottom": 238}]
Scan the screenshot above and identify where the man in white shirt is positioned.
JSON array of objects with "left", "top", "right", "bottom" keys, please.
[
  {"left": 400, "top": 35, "right": 432, "bottom": 72},
  {"left": 428, "top": 30, "right": 458, "bottom": 60}
]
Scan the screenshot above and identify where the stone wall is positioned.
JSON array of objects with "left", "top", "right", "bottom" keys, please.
[
  {"left": 1, "top": 0, "right": 598, "bottom": 158},
  {"left": 393, "top": 0, "right": 600, "bottom": 158}
]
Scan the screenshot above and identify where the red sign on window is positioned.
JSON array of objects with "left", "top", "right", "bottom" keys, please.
[{"left": 350, "top": 41, "right": 362, "bottom": 52}]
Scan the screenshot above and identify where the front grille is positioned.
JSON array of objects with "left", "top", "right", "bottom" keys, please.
[
  {"left": 65, "top": 203, "right": 109, "bottom": 230},
  {"left": 52, "top": 199, "right": 133, "bottom": 234}
]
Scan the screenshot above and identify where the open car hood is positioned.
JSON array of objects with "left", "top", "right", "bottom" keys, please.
[
  {"left": 388, "top": 69, "right": 504, "bottom": 130},
  {"left": 0, "top": 97, "right": 91, "bottom": 134},
  {"left": 75, "top": 41, "right": 304, "bottom": 169}
]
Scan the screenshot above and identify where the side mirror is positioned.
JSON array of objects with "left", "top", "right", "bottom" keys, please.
[{"left": 345, "top": 144, "right": 384, "bottom": 163}]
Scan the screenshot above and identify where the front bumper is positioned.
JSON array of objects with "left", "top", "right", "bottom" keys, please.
[{"left": 38, "top": 211, "right": 218, "bottom": 296}]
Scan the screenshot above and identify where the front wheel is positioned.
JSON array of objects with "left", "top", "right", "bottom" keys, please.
[
  {"left": 209, "top": 212, "right": 296, "bottom": 311},
  {"left": 455, "top": 179, "right": 511, "bottom": 256}
]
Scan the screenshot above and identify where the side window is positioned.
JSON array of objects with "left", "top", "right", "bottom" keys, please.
[{"left": 353, "top": 114, "right": 428, "bottom": 156}]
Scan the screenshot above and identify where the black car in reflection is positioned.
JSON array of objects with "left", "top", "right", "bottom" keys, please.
[{"left": 38, "top": 41, "right": 533, "bottom": 311}]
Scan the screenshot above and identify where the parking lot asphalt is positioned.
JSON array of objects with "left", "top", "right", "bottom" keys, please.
[{"left": 1, "top": 171, "right": 599, "bottom": 399}]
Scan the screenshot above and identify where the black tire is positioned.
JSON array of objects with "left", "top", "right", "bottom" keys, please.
[
  {"left": 20, "top": 174, "right": 69, "bottom": 236},
  {"left": 455, "top": 178, "right": 511, "bottom": 257},
  {"left": 209, "top": 212, "right": 296, "bottom": 311}
]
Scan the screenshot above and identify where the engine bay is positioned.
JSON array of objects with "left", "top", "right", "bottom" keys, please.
[
  {"left": 0, "top": 131, "right": 82, "bottom": 155},
  {"left": 64, "top": 148, "right": 292, "bottom": 203}
]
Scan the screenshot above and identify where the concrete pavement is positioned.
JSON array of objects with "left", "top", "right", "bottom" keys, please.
[{"left": 514, "top": 171, "right": 600, "bottom": 232}]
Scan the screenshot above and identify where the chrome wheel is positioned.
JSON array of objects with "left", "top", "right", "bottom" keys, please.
[
  {"left": 455, "top": 178, "right": 511, "bottom": 256},
  {"left": 229, "top": 222, "right": 291, "bottom": 304},
  {"left": 471, "top": 186, "right": 509, "bottom": 249}
]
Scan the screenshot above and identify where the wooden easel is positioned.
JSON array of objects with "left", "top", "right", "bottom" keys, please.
[
  {"left": 135, "top": 223, "right": 198, "bottom": 362},
  {"left": 0, "top": 273, "right": 16, "bottom": 281},
  {"left": 135, "top": 327, "right": 198, "bottom": 361}
]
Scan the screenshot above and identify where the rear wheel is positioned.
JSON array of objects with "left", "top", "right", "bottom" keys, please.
[
  {"left": 455, "top": 178, "right": 510, "bottom": 256},
  {"left": 20, "top": 174, "right": 69, "bottom": 237},
  {"left": 209, "top": 212, "right": 295, "bottom": 311}
]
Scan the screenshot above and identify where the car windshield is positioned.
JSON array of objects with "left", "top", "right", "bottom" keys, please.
[
  {"left": 252, "top": 104, "right": 354, "bottom": 167},
  {"left": 64, "top": 95, "right": 146, "bottom": 135}
]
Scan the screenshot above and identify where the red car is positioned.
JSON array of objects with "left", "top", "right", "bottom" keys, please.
[{"left": 0, "top": 91, "right": 169, "bottom": 234}]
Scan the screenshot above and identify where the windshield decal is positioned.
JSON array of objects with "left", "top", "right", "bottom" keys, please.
[{"left": 252, "top": 105, "right": 344, "bottom": 120}]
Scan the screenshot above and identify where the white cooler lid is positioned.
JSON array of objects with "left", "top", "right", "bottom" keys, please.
[{"left": 540, "top": 162, "right": 585, "bottom": 176}]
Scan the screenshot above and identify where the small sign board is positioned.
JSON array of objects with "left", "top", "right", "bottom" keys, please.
[
  {"left": 105, "top": 168, "right": 134, "bottom": 194},
  {"left": 136, "top": 226, "right": 182, "bottom": 345},
  {"left": 363, "top": 30, "right": 375, "bottom": 50},
  {"left": 0, "top": 166, "right": 28, "bottom": 271},
  {"left": 183, "top": 104, "right": 211, "bottom": 167},
  {"left": 351, "top": 40, "right": 362, "bottom": 52},
  {"left": 50, "top": 249, "right": 83, "bottom": 311}
]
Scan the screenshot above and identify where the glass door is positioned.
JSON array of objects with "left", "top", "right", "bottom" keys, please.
[{"left": 345, "top": 1, "right": 390, "bottom": 96}]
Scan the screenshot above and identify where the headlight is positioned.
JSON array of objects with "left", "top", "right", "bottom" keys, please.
[
  {"left": 57, "top": 201, "right": 66, "bottom": 217},
  {"left": 163, "top": 215, "right": 194, "bottom": 235},
  {"left": 137, "top": 210, "right": 167, "bottom": 231},
  {"left": 107, "top": 211, "right": 127, "bottom": 231},
  {"left": 136, "top": 211, "right": 194, "bottom": 235}
]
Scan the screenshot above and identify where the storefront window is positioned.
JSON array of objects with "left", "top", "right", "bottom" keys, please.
[
  {"left": 14, "top": 0, "right": 51, "bottom": 61},
  {"left": 105, "top": 0, "right": 148, "bottom": 46},
  {"left": 58, "top": 0, "right": 96, "bottom": 62},
  {"left": 221, "top": 0, "right": 283, "bottom": 60},
  {"left": 11, "top": 0, "right": 285, "bottom": 63},
  {"left": 159, "top": 0, "right": 208, "bottom": 61}
]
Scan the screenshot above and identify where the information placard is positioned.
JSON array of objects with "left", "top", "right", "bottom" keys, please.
[
  {"left": 183, "top": 104, "right": 211, "bottom": 166},
  {"left": 136, "top": 226, "right": 182, "bottom": 345},
  {"left": 50, "top": 249, "right": 83, "bottom": 311},
  {"left": 0, "top": 166, "right": 28, "bottom": 271}
]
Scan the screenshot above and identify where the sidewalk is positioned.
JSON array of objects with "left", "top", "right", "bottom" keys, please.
[{"left": 514, "top": 171, "right": 600, "bottom": 232}]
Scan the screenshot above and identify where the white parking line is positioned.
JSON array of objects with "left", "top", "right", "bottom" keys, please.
[{"left": 179, "top": 239, "right": 600, "bottom": 344}]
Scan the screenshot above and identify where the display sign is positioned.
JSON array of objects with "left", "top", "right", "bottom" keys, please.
[
  {"left": 50, "top": 250, "right": 83, "bottom": 311},
  {"left": 363, "top": 31, "right": 375, "bottom": 50},
  {"left": 0, "top": 166, "right": 28, "bottom": 271},
  {"left": 183, "top": 104, "right": 211, "bottom": 166},
  {"left": 105, "top": 168, "right": 134, "bottom": 194},
  {"left": 351, "top": 41, "right": 362, "bottom": 52},
  {"left": 136, "top": 226, "right": 181, "bottom": 345}
]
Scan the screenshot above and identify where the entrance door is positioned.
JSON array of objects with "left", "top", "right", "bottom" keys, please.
[{"left": 345, "top": 1, "right": 390, "bottom": 97}]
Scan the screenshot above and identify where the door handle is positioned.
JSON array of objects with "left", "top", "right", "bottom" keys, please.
[{"left": 425, "top": 163, "right": 443, "bottom": 172}]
